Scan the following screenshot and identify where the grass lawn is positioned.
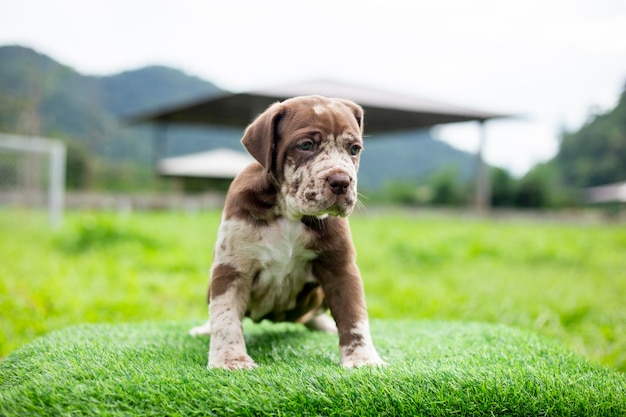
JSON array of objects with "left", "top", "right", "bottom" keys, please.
[
  {"left": 2, "top": 208, "right": 626, "bottom": 414},
  {"left": 1, "top": 320, "right": 625, "bottom": 416},
  {"left": 3, "top": 208, "right": 626, "bottom": 372}
]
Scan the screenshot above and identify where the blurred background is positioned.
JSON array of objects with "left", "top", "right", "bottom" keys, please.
[
  {"left": 1, "top": 0, "right": 625, "bottom": 214},
  {"left": 1, "top": 0, "right": 626, "bottom": 372}
]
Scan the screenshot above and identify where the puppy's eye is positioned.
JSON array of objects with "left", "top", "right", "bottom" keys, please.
[
  {"left": 350, "top": 144, "right": 362, "bottom": 156},
  {"left": 297, "top": 140, "right": 315, "bottom": 151}
]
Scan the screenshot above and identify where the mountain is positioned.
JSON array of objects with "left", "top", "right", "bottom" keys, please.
[
  {"left": 0, "top": 45, "right": 477, "bottom": 190},
  {"left": 358, "top": 129, "right": 475, "bottom": 190},
  {"left": 0, "top": 45, "right": 102, "bottom": 138},
  {"left": 100, "top": 66, "right": 222, "bottom": 116},
  {"left": 0, "top": 45, "right": 232, "bottom": 165}
]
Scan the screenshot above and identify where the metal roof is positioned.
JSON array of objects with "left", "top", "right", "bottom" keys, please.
[
  {"left": 586, "top": 181, "right": 626, "bottom": 203},
  {"left": 157, "top": 148, "right": 254, "bottom": 178},
  {"left": 126, "top": 79, "right": 506, "bottom": 132}
]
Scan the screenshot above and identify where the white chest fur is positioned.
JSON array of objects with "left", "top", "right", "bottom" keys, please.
[{"left": 214, "top": 217, "right": 318, "bottom": 321}]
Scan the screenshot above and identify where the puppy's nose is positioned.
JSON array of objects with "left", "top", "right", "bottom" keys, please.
[{"left": 327, "top": 173, "right": 351, "bottom": 195}]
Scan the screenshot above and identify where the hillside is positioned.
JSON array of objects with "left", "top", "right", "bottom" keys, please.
[
  {"left": 0, "top": 45, "right": 477, "bottom": 190},
  {"left": 100, "top": 66, "right": 222, "bottom": 117},
  {"left": 0, "top": 45, "right": 232, "bottom": 169},
  {"left": 0, "top": 45, "right": 103, "bottom": 139},
  {"left": 359, "top": 129, "right": 475, "bottom": 190}
]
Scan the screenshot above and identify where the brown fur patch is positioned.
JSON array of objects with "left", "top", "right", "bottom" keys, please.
[
  {"left": 222, "top": 163, "right": 278, "bottom": 222},
  {"left": 210, "top": 263, "right": 242, "bottom": 300}
]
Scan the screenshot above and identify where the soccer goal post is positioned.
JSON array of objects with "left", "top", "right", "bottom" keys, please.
[{"left": 0, "top": 134, "right": 66, "bottom": 228}]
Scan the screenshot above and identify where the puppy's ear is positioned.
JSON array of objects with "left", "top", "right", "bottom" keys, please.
[
  {"left": 336, "top": 99, "right": 364, "bottom": 133},
  {"left": 241, "top": 102, "right": 284, "bottom": 173}
]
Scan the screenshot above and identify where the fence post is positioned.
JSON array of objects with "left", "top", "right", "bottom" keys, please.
[
  {"left": 0, "top": 134, "right": 66, "bottom": 228},
  {"left": 49, "top": 141, "right": 66, "bottom": 228}
]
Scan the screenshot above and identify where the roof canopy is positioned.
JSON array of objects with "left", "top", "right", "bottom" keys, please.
[
  {"left": 586, "top": 181, "right": 626, "bottom": 203},
  {"left": 157, "top": 148, "right": 253, "bottom": 178},
  {"left": 126, "top": 79, "right": 505, "bottom": 133}
]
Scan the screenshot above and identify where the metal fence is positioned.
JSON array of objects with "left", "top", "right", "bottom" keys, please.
[{"left": 0, "top": 134, "right": 66, "bottom": 228}]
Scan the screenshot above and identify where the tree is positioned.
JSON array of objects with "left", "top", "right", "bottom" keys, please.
[
  {"left": 428, "top": 167, "right": 467, "bottom": 205},
  {"left": 490, "top": 167, "right": 517, "bottom": 207},
  {"left": 65, "top": 141, "right": 92, "bottom": 189},
  {"left": 556, "top": 84, "right": 626, "bottom": 188}
]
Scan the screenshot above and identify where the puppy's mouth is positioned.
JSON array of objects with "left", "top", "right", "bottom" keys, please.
[{"left": 304, "top": 193, "right": 355, "bottom": 218}]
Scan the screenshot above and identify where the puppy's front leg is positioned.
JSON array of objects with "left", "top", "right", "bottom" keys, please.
[
  {"left": 207, "top": 263, "right": 256, "bottom": 370},
  {"left": 314, "top": 262, "right": 385, "bottom": 368}
]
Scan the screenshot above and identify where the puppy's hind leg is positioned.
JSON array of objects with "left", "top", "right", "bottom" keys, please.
[
  {"left": 305, "top": 314, "right": 338, "bottom": 333},
  {"left": 190, "top": 284, "right": 212, "bottom": 336},
  {"left": 189, "top": 316, "right": 211, "bottom": 337}
]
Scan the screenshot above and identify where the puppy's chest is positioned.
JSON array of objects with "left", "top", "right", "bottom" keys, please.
[
  {"left": 256, "top": 217, "right": 317, "bottom": 274},
  {"left": 217, "top": 217, "right": 319, "bottom": 321}
]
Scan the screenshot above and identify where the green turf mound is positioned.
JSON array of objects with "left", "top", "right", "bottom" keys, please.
[{"left": 1, "top": 320, "right": 625, "bottom": 416}]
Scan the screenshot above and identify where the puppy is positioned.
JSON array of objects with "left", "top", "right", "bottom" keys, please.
[{"left": 190, "top": 95, "right": 384, "bottom": 370}]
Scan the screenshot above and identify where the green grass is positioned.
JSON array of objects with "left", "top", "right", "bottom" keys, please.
[
  {"left": 352, "top": 211, "right": 626, "bottom": 373},
  {"left": 2, "top": 209, "right": 626, "bottom": 415},
  {"left": 1, "top": 208, "right": 626, "bottom": 376},
  {"left": 1, "top": 320, "right": 625, "bottom": 416}
]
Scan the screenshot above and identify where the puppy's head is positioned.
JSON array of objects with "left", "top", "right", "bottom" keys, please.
[{"left": 241, "top": 95, "right": 364, "bottom": 219}]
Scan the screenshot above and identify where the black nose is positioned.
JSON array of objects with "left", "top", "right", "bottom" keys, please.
[{"left": 327, "top": 173, "right": 351, "bottom": 195}]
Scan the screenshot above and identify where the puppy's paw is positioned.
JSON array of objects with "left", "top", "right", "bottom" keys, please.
[
  {"left": 341, "top": 346, "right": 386, "bottom": 368},
  {"left": 304, "top": 314, "right": 337, "bottom": 333},
  {"left": 189, "top": 321, "right": 211, "bottom": 337},
  {"left": 208, "top": 354, "right": 257, "bottom": 370}
]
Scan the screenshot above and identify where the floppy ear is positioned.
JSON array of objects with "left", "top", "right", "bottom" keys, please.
[
  {"left": 241, "top": 102, "right": 284, "bottom": 173},
  {"left": 336, "top": 99, "right": 364, "bottom": 134}
]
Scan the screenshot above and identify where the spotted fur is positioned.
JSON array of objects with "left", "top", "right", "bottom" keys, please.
[{"left": 189, "top": 96, "right": 384, "bottom": 370}]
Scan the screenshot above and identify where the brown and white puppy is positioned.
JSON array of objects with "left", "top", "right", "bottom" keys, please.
[{"left": 190, "top": 95, "right": 384, "bottom": 370}]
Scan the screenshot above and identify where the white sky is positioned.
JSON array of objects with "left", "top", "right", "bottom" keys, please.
[{"left": 2, "top": 0, "right": 626, "bottom": 175}]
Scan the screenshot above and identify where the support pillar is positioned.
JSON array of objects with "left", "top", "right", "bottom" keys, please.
[
  {"left": 153, "top": 123, "right": 168, "bottom": 168},
  {"left": 473, "top": 120, "right": 491, "bottom": 213}
]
